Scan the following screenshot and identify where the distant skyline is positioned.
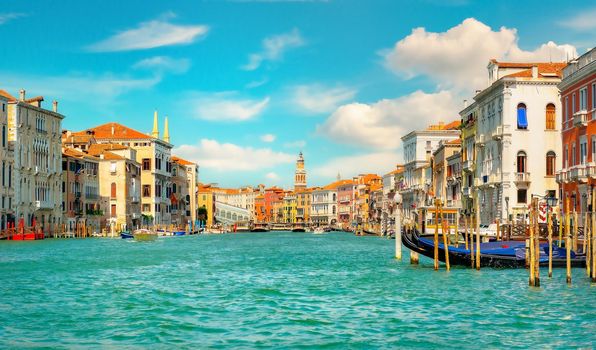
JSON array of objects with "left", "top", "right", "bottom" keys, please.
[{"left": 1, "top": 0, "right": 592, "bottom": 188}]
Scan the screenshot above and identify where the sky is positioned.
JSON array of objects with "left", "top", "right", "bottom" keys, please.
[{"left": 1, "top": 0, "right": 593, "bottom": 188}]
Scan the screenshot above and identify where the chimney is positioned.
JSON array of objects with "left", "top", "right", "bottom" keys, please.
[
  {"left": 111, "top": 124, "right": 115, "bottom": 136},
  {"left": 52, "top": 100, "right": 58, "bottom": 113},
  {"left": 463, "top": 99, "right": 468, "bottom": 108},
  {"left": 531, "top": 65, "right": 538, "bottom": 78},
  {"left": 19, "top": 89, "right": 25, "bottom": 101}
]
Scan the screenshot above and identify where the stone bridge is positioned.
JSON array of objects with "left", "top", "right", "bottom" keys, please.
[{"left": 214, "top": 201, "right": 251, "bottom": 226}]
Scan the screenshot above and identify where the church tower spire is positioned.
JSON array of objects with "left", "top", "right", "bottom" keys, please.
[
  {"left": 294, "top": 151, "right": 307, "bottom": 191},
  {"left": 152, "top": 110, "right": 159, "bottom": 138},
  {"left": 163, "top": 115, "right": 170, "bottom": 143}
]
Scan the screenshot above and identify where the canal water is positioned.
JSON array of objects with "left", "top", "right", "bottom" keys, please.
[{"left": 0, "top": 231, "right": 594, "bottom": 348}]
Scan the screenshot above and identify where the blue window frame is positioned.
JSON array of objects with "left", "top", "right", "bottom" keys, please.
[{"left": 517, "top": 103, "right": 528, "bottom": 129}]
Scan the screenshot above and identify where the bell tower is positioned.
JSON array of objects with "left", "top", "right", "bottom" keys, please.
[{"left": 294, "top": 151, "right": 307, "bottom": 191}]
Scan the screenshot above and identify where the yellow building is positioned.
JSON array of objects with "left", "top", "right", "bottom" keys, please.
[
  {"left": 283, "top": 193, "right": 297, "bottom": 224},
  {"left": 74, "top": 111, "right": 173, "bottom": 225},
  {"left": 198, "top": 184, "right": 214, "bottom": 228},
  {"left": 296, "top": 188, "right": 312, "bottom": 224}
]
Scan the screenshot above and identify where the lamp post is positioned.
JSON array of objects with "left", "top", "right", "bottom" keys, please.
[{"left": 394, "top": 192, "right": 403, "bottom": 260}]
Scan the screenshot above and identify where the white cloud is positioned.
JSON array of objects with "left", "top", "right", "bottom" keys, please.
[
  {"left": 384, "top": 18, "right": 577, "bottom": 92},
  {"left": 188, "top": 92, "right": 270, "bottom": 121},
  {"left": 260, "top": 134, "right": 276, "bottom": 142},
  {"left": 0, "top": 71, "right": 160, "bottom": 103},
  {"left": 245, "top": 78, "right": 269, "bottom": 89},
  {"left": 242, "top": 28, "right": 304, "bottom": 70},
  {"left": 173, "top": 139, "right": 294, "bottom": 171},
  {"left": 292, "top": 84, "right": 357, "bottom": 114},
  {"left": 558, "top": 8, "right": 596, "bottom": 31},
  {"left": 0, "top": 13, "right": 25, "bottom": 25},
  {"left": 312, "top": 152, "right": 401, "bottom": 180},
  {"left": 265, "top": 172, "right": 280, "bottom": 181},
  {"left": 283, "top": 140, "right": 306, "bottom": 148},
  {"left": 318, "top": 90, "right": 459, "bottom": 150},
  {"left": 133, "top": 56, "right": 191, "bottom": 74},
  {"left": 88, "top": 14, "right": 209, "bottom": 52}
]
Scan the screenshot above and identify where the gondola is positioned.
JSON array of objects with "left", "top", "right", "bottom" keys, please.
[{"left": 402, "top": 228, "right": 586, "bottom": 269}]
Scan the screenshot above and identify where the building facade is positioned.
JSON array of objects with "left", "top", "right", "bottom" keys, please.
[{"left": 0, "top": 93, "right": 14, "bottom": 231}]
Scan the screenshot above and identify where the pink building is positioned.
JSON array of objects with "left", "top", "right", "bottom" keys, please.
[{"left": 337, "top": 181, "right": 355, "bottom": 230}]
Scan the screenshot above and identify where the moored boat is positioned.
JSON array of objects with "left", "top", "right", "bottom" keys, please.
[
  {"left": 120, "top": 231, "right": 134, "bottom": 239},
  {"left": 133, "top": 229, "right": 158, "bottom": 242},
  {"left": 313, "top": 227, "right": 326, "bottom": 235}
]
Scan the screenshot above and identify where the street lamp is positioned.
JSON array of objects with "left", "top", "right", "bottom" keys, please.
[{"left": 394, "top": 192, "right": 403, "bottom": 260}]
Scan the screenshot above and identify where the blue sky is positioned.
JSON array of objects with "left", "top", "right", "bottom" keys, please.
[{"left": 1, "top": 0, "right": 593, "bottom": 188}]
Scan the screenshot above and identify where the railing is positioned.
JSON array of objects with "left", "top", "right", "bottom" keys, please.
[
  {"left": 462, "top": 187, "right": 471, "bottom": 196},
  {"left": 568, "top": 165, "right": 588, "bottom": 182},
  {"left": 35, "top": 200, "right": 53, "bottom": 209},
  {"left": 555, "top": 170, "right": 566, "bottom": 183},
  {"left": 573, "top": 110, "right": 588, "bottom": 127},
  {"left": 514, "top": 172, "right": 531, "bottom": 183}
]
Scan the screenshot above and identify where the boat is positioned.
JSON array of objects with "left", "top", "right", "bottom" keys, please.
[
  {"left": 292, "top": 227, "right": 306, "bottom": 232},
  {"left": 120, "top": 231, "right": 134, "bottom": 239},
  {"left": 173, "top": 231, "right": 186, "bottom": 236},
  {"left": 313, "top": 227, "right": 327, "bottom": 235},
  {"left": 133, "top": 229, "right": 158, "bottom": 242},
  {"left": 402, "top": 228, "right": 586, "bottom": 268}
]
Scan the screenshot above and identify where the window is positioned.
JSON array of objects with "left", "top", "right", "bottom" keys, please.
[
  {"left": 111, "top": 183, "right": 117, "bottom": 198},
  {"left": 546, "top": 151, "right": 556, "bottom": 176},
  {"left": 142, "top": 185, "right": 151, "bottom": 197},
  {"left": 142, "top": 204, "right": 150, "bottom": 212},
  {"left": 517, "top": 189, "right": 527, "bottom": 204},
  {"left": 580, "top": 139, "right": 587, "bottom": 165},
  {"left": 517, "top": 103, "right": 528, "bottom": 129},
  {"left": 564, "top": 96, "right": 569, "bottom": 125},
  {"left": 517, "top": 151, "right": 527, "bottom": 173},
  {"left": 572, "top": 143, "right": 576, "bottom": 166},
  {"left": 579, "top": 87, "right": 587, "bottom": 111},
  {"left": 545, "top": 103, "right": 556, "bottom": 130},
  {"left": 110, "top": 162, "right": 117, "bottom": 174},
  {"left": 142, "top": 158, "right": 151, "bottom": 171},
  {"left": 111, "top": 204, "right": 116, "bottom": 217},
  {"left": 592, "top": 136, "right": 596, "bottom": 163},
  {"left": 572, "top": 93, "right": 576, "bottom": 113}
]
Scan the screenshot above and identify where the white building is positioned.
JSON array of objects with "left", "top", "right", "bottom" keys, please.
[
  {"left": 468, "top": 60, "right": 565, "bottom": 224},
  {"left": 4, "top": 89, "right": 64, "bottom": 234},
  {"left": 400, "top": 122, "right": 460, "bottom": 219},
  {"left": 0, "top": 92, "right": 14, "bottom": 231},
  {"left": 311, "top": 185, "right": 338, "bottom": 226}
]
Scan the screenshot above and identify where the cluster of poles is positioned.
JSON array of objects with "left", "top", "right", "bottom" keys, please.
[{"left": 393, "top": 195, "right": 596, "bottom": 286}]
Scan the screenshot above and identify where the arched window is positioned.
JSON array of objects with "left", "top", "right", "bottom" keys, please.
[
  {"left": 517, "top": 103, "right": 528, "bottom": 129},
  {"left": 546, "top": 151, "right": 556, "bottom": 176},
  {"left": 110, "top": 183, "right": 117, "bottom": 198},
  {"left": 546, "top": 103, "right": 556, "bottom": 130},
  {"left": 517, "top": 151, "right": 527, "bottom": 173}
]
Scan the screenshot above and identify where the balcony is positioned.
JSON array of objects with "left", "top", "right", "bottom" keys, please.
[
  {"left": 568, "top": 165, "right": 588, "bottom": 183},
  {"left": 573, "top": 110, "right": 588, "bottom": 127},
  {"left": 555, "top": 170, "right": 566, "bottom": 183},
  {"left": 462, "top": 187, "right": 471, "bottom": 197},
  {"left": 475, "top": 134, "right": 486, "bottom": 147},
  {"left": 492, "top": 126, "right": 503, "bottom": 140},
  {"left": 514, "top": 172, "right": 531, "bottom": 184},
  {"left": 462, "top": 160, "right": 474, "bottom": 172},
  {"left": 35, "top": 200, "right": 53, "bottom": 210}
]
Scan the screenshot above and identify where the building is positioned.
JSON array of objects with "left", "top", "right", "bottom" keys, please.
[
  {"left": 198, "top": 184, "right": 215, "bottom": 228},
  {"left": 294, "top": 152, "right": 307, "bottom": 191},
  {"left": 337, "top": 181, "right": 355, "bottom": 230},
  {"left": 0, "top": 92, "right": 14, "bottom": 231},
  {"left": 61, "top": 148, "right": 101, "bottom": 233},
  {"left": 74, "top": 112, "right": 173, "bottom": 225},
  {"left": 3, "top": 89, "right": 64, "bottom": 234},
  {"left": 431, "top": 139, "right": 461, "bottom": 208},
  {"left": 283, "top": 192, "right": 297, "bottom": 223},
  {"left": 557, "top": 48, "right": 596, "bottom": 218},
  {"left": 295, "top": 188, "right": 312, "bottom": 224},
  {"left": 87, "top": 143, "right": 141, "bottom": 231},
  {"left": 400, "top": 121, "right": 460, "bottom": 220},
  {"left": 311, "top": 184, "right": 338, "bottom": 226},
  {"left": 460, "top": 104, "right": 478, "bottom": 215},
  {"left": 381, "top": 165, "right": 404, "bottom": 234},
  {"left": 446, "top": 151, "right": 462, "bottom": 210},
  {"left": 470, "top": 60, "right": 565, "bottom": 224},
  {"left": 353, "top": 174, "right": 382, "bottom": 228}
]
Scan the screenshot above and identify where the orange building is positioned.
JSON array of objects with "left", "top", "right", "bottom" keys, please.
[{"left": 558, "top": 48, "right": 596, "bottom": 216}]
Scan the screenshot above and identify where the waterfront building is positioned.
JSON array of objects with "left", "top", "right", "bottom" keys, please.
[
  {"left": 169, "top": 157, "right": 190, "bottom": 226},
  {"left": 381, "top": 165, "right": 404, "bottom": 234},
  {"left": 337, "top": 181, "right": 355, "bottom": 230},
  {"left": 459, "top": 105, "right": 478, "bottom": 215},
  {"left": 557, "top": 48, "right": 596, "bottom": 219},
  {"left": 294, "top": 152, "right": 307, "bottom": 191},
  {"left": 2, "top": 89, "right": 64, "bottom": 234},
  {"left": 0, "top": 93, "right": 14, "bottom": 231},
  {"left": 311, "top": 183, "right": 339, "bottom": 226},
  {"left": 75, "top": 112, "right": 173, "bottom": 225},
  {"left": 198, "top": 184, "right": 215, "bottom": 227},
  {"left": 446, "top": 151, "right": 462, "bottom": 210},
  {"left": 368, "top": 183, "right": 383, "bottom": 233},
  {"left": 61, "top": 148, "right": 101, "bottom": 233},
  {"left": 469, "top": 60, "right": 565, "bottom": 224},
  {"left": 400, "top": 121, "right": 460, "bottom": 220},
  {"left": 283, "top": 192, "right": 297, "bottom": 223},
  {"left": 254, "top": 193, "right": 266, "bottom": 223},
  {"left": 87, "top": 144, "right": 141, "bottom": 231},
  {"left": 431, "top": 139, "right": 461, "bottom": 209},
  {"left": 263, "top": 187, "right": 285, "bottom": 223},
  {"left": 352, "top": 174, "right": 383, "bottom": 227},
  {"left": 171, "top": 156, "right": 199, "bottom": 226},
  {"left": 295, "top": 188, "right": 312, "bottom": 224}
]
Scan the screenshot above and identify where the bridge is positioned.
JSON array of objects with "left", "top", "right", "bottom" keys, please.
[{"left": 214, "top": 201, "right": 251, "bottom": 226}]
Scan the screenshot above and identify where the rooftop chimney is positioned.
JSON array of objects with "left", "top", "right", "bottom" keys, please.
[
  {"left": 532, "top": 65, "right": 538, "bottom": 78},
  {"left": 464, "top": 99, "right": 468, "bottom": 108},
  {"left": 111, "top": 124, "right": 115, "bottom": 136},
  {"left": 52, "top": 100, "right": 58, "bottom": 113},
  {"left": 19, "top": 89, "right": 25, "bottom": 101}
]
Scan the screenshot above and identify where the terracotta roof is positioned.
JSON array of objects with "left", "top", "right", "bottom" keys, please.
[
  {"left": 0, "top": 89, "right": 16, "bottom": 101},
  {"left": 75, "top": 122, "right": 152, "bottom": 140},
  {"left": 100, "top": 151, "right": 126, "bottom": 161},
  {"left": 62, "top": 147, "right": 100, "bottom": 161},
  {"left": 87, "top": 143, "right": 129, "bottom": 154},
  {"left": 25, "top": 96, "right": 44, "bottom": 103},
  {"left": 171, "top": 156, "right": 195, "bottom": 166},
  {"left": 62, "top": 133, "right": 96, "bottom": 145},
  {"left": 370, "top": 183, "right": 383, "bottom": 192},
  {"left": 323, "top": 179, "right": 354, "bottom": 190},
  {"left": 504, "top": 63, "right": 566, "bottom": 79},
  {"left": 446, "top": 139, "right": 462, "bottom": 145}
]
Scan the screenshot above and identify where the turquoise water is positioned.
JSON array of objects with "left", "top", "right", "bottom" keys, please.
[{"left": 0, "top": 232, "right": 594, "bottom": 349}]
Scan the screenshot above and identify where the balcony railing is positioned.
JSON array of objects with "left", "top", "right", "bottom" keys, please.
[
  {"left": 514, "top": 172, "right": 531, "bottom": 183},
  {"left": 555, "top": 170, "right": 566, "bottom": 183},
  {"left": 462, "top": 187, "right": 471, "bottom": 196},
  {"left": 573, "top": 110, "right": 588, "bottom": 127},
  {"left": 568, "top": 165, "right": 588, "bottom": 182},
  {"left": 35, "top": 200, "right": 53, "bottom": 209},
  {"left": 462, "top": 160, "right": 474, "bottom": 171}
]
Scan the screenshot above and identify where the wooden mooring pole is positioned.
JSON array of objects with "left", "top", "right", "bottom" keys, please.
[
  {"left": 528, "top": 201, "right": 536, "bottom": 286},
  {"left": 475, "top": 200, "right": 480, "bottom": 270},
  {"left": 434, "top": 199, "right": 440, "bottom": 271},
  {"left": 464, "top": 216, "right": 469, "bottom": 250},
  {"left": 441, "top": 208, "right": 450, "bottom": 271},
  {"left": 566, "top": 197, "right": 572, "bottom": 284},
  {"left": 548, "top": 213, "right": 553, "bottom": 278},
  {"left": 533, "top": 198, "right": 540, "bottom": 287}
]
